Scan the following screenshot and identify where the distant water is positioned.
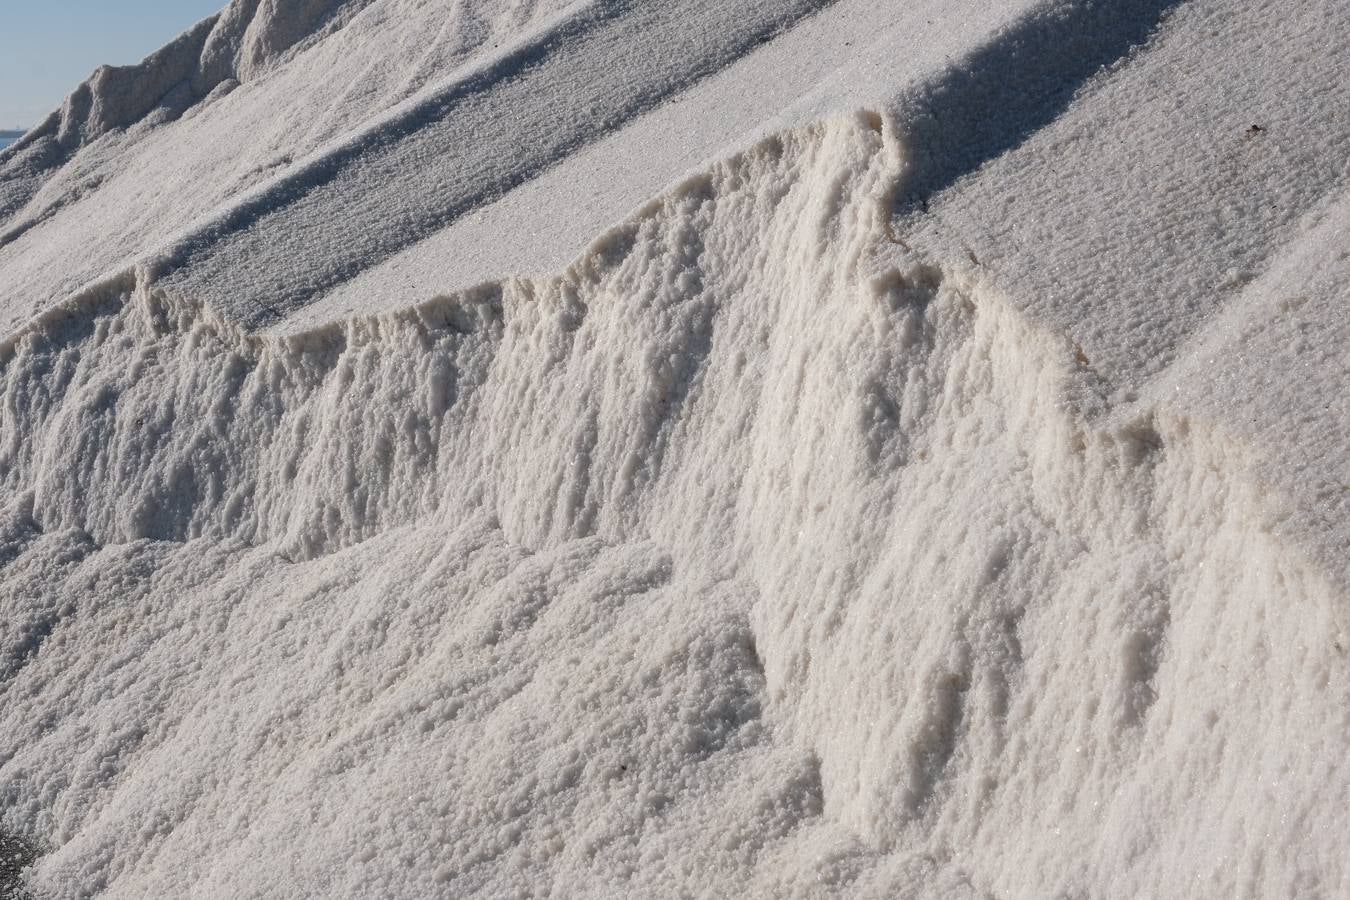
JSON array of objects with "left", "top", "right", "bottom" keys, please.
[{"left": 0, "top": 133, "right": 23, "bottom": 151}]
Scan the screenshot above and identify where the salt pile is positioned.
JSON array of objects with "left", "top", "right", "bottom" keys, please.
[{"left": 0, "top": 0, "right": 1347, "bottom": 896}]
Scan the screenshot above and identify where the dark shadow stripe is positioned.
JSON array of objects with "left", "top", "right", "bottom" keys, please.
[
  {"left": 892, "top": 0, "right": 1183, "bottom": 212},
  {"left": 161, "top": 0, "right": 839, "bottom": 326}
]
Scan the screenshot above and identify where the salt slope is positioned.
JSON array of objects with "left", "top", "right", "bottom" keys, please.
[
  {"left": 4, "top": 0, "right": 1184, "bottom": 336},
  {"left": 0, "top": 0, "right": 848, "bottom": 335},
  {"left": 0, "top": 0, "right": 580, "bottom": 327},
  {"left": 3, "top": 109, "right": 1349, "bottom": 897},
  {"left": 2, "top": 0, "right": 1349, "bottom": 898},
  {"left": 902, "top": 0, "right": 1350, "bottom": 593},
  {"left": 267, "top": 0, "right": 1350, "bottom": 585},
  {"left": 1148, "top": 190, "right": 1350, "bottom": 589}
]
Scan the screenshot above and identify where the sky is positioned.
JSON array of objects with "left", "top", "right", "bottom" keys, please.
[{"left": 0, "top": 0, "right": 225, "bottom": 129}]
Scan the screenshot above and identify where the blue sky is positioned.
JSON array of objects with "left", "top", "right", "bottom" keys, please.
[{"left": 0, "top": 0, "right": 224, "bottom": 129}]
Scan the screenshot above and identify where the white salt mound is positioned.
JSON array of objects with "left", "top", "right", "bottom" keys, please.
[{"left": 0, "top": 0, "right": 1347, "bottom": 897}]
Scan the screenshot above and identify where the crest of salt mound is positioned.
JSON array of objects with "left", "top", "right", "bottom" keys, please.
[
  {"left": 199, "top": 0, "right": 366, "bottom": 88},
  {"left": 47, "top": 0, "right": 356, "bottom": 149}
]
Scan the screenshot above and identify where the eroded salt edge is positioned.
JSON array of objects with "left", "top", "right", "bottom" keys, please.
[{"left": 2, "top": 113, "right": 1346, "bottom": 897}]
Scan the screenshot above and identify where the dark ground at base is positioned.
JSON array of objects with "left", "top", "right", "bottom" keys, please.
[{"left": 0, "top": 831, "right": 38, "bottom": 900}]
